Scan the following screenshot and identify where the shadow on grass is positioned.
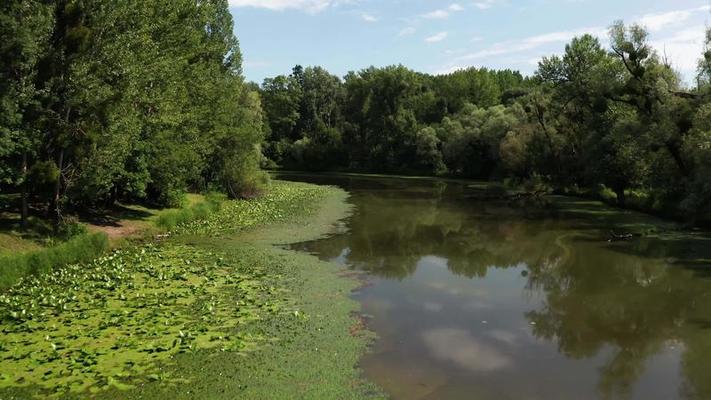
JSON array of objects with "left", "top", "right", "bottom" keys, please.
[
  {"left": 79, "top": 204, "right": 156, "bottom": 228},
  {"left": 0, "top": 212, "right": 56, "bottom": 243}
]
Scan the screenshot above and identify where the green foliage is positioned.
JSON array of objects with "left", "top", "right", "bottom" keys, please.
[
  {"left": 257, "top": 23, "right": 711, "bottom": 221},
  {"left": 155, "top": 194, "right": 224, "bottom": 231},
  {"left": 598, "top": 185, "right": 619, "bottom": 204},
  {"left": 0, "top": 181, "right": 378, "bottom": 399},
  {"left": 261, "top": 64, "right": 521, "bottom": 176},
  {"left": 0, "top": 0, "right": 265, "bottom": 219},
  {"left": 439, "top": 103, "right": 525, "bottom": 178},
  {"left": 0, "top": 232, "right": 108, "bottom": 288},
  {"left": 431, "top": 67, "right": 522, "bottom": 112}
]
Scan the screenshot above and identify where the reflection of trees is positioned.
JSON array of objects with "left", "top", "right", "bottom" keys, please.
[
  {"left": 335, "top": 194, "right": 460, "bottom": 279},
  {"left": 296, "top": 181, "right": 711, "bottom": 400},
  {"left": 525, "top": 250, "right": 711, "bottom": 400},
  {"left": 300, "top": 192, "right": 569, "bottom": 280},
  {"left": 681, "top": 323, "right": 711, "bottom": 400}
]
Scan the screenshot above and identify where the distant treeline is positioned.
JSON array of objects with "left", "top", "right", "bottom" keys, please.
[
  {"left": 0, "top": 0, "right": 264, "bottom": 228},
  {"left": 260, "top": 22, "right": 711, "bottom": 221}
]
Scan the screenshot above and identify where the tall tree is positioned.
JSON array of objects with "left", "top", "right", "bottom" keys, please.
[{"left": 0, "top": 0, "right": 52, "bottom": 227}]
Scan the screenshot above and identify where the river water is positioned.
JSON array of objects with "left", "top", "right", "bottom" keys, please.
[{"left": 283, "top": 174, "right": 711, "bottom": 400}]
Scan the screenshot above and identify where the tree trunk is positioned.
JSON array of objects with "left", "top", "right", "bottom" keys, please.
[
  {"left": 52, "top": 148, "right": 64, "bottom": 230},
  {"left": 20, "top": 151, "right": 29, "bottom": 229},
  {"left": 665, "top": 141, "right": 690, "bottom": 177},
  {"left": 615, "top": 187, "right": 626, "bottom": 207}
]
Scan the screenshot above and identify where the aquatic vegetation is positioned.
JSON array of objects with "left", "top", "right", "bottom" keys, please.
[
  {"left": 0, "top": 233, "right": 110, "bottom": 289},
  {"left": 174, "top": 181, "right": 341, "bottom": 237},
  {"left": 0, "top": 244, "right": 274, "bottom": 396},
  {"left": 0, "top": 181, "right": 374, "bottom": 399}
]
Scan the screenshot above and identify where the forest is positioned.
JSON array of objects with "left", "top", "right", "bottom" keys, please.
[
  {"left": 0, "top": 0, "right": 264, "bottom": 231},
  {"left": 260, "top": 24, "right": 711, "bottom": 223},
  {"left": 1, "top": 2, "right": 709, "bottom": 228},
  {"left": 2, "top": 2, "right": 711, "bottom": 399}
]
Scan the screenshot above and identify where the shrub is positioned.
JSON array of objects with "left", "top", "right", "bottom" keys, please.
[
  {"left": 155, "top": 194, "right": 224, "bottom": 231},
  {"left": 57, "top": 216, "right": 88, "bottom": 240},
  {"left": 625, "top": 189, "right": 651, "bottom": 210},
  {"left": 523, "top": 173, "right": 551, "bottom": 193},
  {"left": 598, "top": 185, "right": 617, "bottom": 204}
]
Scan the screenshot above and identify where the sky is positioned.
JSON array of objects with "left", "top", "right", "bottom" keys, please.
[{"left": 229, "top": 0, "right": 711, "bottom": 85}]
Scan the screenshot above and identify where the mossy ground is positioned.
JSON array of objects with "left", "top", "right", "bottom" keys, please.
[{"left": 0, "top": 181, "right": 383, "bottom": 399}]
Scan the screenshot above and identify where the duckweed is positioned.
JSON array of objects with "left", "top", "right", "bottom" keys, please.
[{"left": 0, "top": 181, "right": 379, "bottom": 399}]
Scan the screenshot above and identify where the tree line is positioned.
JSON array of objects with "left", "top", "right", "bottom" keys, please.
[
  {"left": 260, "top": 22, "right": 711, "bottom": 222},
  {"left": 3, "top": 6, "right": 708, "bottom": 228},
  {"left": 0, "top": 0, "right": 265, "bottom": 229}
]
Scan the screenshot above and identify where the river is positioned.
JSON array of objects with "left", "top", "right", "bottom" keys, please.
[{"left": 280, "top": 173, "right": 711, "bottom": 400}]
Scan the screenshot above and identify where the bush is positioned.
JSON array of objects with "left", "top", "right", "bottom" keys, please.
[
  {"left": 155, "top": 193, "right": 224, "bottom": 231},
  {"left": 598, "top": 185, "right": 617, "bottom": 203},
  {"left": 0, "top": 232, "right": 109, "bottom": 289},
  {"left": 57, "top": 217, "right": 88, "bottom": 240},
  {"left": 523, "top": 173, "right": 551, "bottom": 193},
  {"left": 625, "top": 189, "right": 651, "bottom": 210}
]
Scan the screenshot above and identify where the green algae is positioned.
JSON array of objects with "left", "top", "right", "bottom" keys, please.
[
  {"left": 0, "top": 244, "right": 272, "bottom": 397},
  {"left": 0, "top": 181, "right": 382, "bottom": 399}
]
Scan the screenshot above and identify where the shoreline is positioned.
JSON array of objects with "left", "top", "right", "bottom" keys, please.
[
  {"left": 274, "top": 170, "right": 711, "bottom": 229},
  {"left": 0, "top": 181, "right": 383, "bottom": 399}
]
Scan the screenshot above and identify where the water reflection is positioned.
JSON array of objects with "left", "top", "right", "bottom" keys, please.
[{"left": 284, "top": 174, "right": 711, "bottom": 400}]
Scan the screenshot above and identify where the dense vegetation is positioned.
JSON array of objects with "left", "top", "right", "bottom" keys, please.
[
  {"left": 0, "top": 0, "right": 265, "bottom": 231},
  {"left": 3, "top": 3, "right": 708, "bottom": 232},
  {"left": 0, "top": 181, "right": 380, "bottom": 398},
  {"left": 260, "top": 23, "right": 711, "bottom": 222}
]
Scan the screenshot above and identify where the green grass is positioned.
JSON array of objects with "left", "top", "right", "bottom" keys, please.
[
  {"left": 0, "top": 232, "right": 42, "bottom": 253},
  {"left": 155, "top": 193, "right": 224, "bottom": 231},
  {"left": 0, "top": 213, "right": 58, "bottom": 254},
  {"left": 0, "top": 232, "right": 110, "bottom": 289},
  {"left": 0, "top": 181, "right": 382, "bottom": 399},
  {"left": 0, "top": 193, "right": 219, "bottom": 288}
]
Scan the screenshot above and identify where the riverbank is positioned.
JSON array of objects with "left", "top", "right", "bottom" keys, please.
[
  {"left": 0, "top": 194, "right": 225, "bottom": 289},
  {"left": 274, "top": 170, "right": 711, "bottom": 228},
  {"left": 0, "top": 181, "right": 382, "bottom": 399}
]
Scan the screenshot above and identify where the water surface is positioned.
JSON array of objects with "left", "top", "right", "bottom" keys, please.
[{"left": 284, "top": 174, "right": 711, "bottom": 400}]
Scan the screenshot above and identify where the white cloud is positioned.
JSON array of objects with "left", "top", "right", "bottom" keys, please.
[
  {"left": 399, "top": 26, "right": 416, "bottom": 37},
  {"left": 458, "top": 26, "right": 606, "bottom": 61},
  {"left": 454, "top": 6, "right": 710, "bottom": 63},
  {"left": 430, "top": 4, "right": 710, "bottom": 83},
  {"left": 473, "top": 0, "right": 499, "bottom": 10},
  {"left": 421, "top": 329, "right": 511, "bottom": 372},
  {"left": 426, "top": 31, "right": 449, "bottom": 43},
  {"left": 423, "top": 9, "right": 449, "bottom": 19},
  {"left": 422, "top": 3, "right": 465, "bottom": 19},
  {"left": 433, "top": 64, "right": 468, "bottom": 75},
  {"left": 449, "top": 3, "right": 465, "bottom": 12},
  {"left": 361, "top": 12, "right": 377, "bottom": 22},
  {"left": 651, "top": 25, "right": 706, "bottom": 73},
  {"left": 636, "top": 9, "right": 694, "bottom": 32},
  {"left": 229, "top": 0, "right": 351, "bottom": 13}
]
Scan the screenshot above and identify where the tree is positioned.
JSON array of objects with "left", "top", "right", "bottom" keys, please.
[
  {"left": 0, "top": 0, "right": 52, "bottom": 227},
  {"left": 0, "top": 0, "right": 266, "bottom": 220}
]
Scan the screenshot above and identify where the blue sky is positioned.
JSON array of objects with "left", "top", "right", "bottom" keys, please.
[{"left": 229, "top": 0, "right": 711, "bottom": 84}]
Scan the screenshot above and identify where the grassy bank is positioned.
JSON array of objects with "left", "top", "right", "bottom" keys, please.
[
  {"left": 0, "top": 232, "right": 110, "bottom": 289},
  {"left": 0, "top": 181, "right": 382, "bottom": 399},
  {"left": 0, "top": 194, "right": 225, "bottom": 289}
]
